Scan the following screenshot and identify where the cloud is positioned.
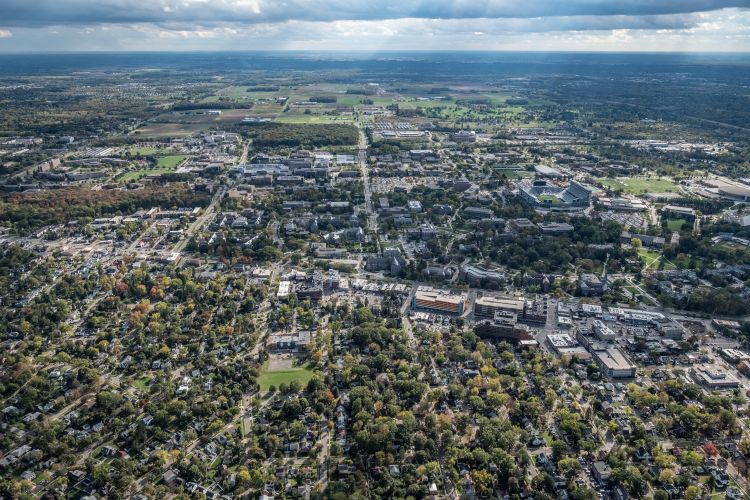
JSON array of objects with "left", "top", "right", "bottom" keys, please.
[
  {"left": 0, "top": 0, "right": 748, "bottom": 27},
  {"left": 0, "top": 2, "right": 748, "bottom": 52}
]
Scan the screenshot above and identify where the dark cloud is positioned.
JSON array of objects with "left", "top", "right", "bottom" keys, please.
[{"left": 0, "top": 0, "right": 747, "bottom": 27}]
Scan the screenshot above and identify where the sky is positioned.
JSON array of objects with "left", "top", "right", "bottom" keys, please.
[{"left": 0, "top": 1, "right": 749, "bottom": 53}]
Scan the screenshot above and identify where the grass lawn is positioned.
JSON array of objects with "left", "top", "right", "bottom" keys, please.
[
  {"left": 258, "top": 361, "right": 315, "bottom": 391},
  {"left": 538, "top": 194, "right": 562, "bottom": 204},
  {"left": 598, "top": 177, "right": 679, "bottom": 194},
  {"left": 637, "top": 247, "right": 676, "bottom": 271},
  {"left": 664, "top": 218, "right": 689, "bottom": 232},
  {"left": 156, "top": 155, "right": 188, "bottom": 168},
  {"left": 127, "top": 146, "right": 161, "bottom": 156}
]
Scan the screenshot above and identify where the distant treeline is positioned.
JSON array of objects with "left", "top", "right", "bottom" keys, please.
[
  {"left": 245, "top": 86, "right": 280, "bottom": 92},
  {"left": 0, "top": 184, "right": 211, "bottom": 233},
  {"left": 310, "top": 95, "right": 338, "bottom": 103},
  {"left": 242, "top": 123, "right": 358, "bottom": 148},
  {"left": 654, "top": 197, "right": 733, "bottom": 214},
  {"left": 345, "top": 88, "right": 376, "bottom": 96}
]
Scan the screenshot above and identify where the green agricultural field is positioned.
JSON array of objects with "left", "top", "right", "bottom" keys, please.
[
  {"left": 598, "top": 177, "right": 679, "bottom": 194},
  {"left": 258, "top": 361, "right": 315, "bottom": 391}
]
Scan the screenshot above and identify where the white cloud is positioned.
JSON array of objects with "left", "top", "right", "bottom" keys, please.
[{"left": 0, "top": 3, "right": 749, "bottom": 52}]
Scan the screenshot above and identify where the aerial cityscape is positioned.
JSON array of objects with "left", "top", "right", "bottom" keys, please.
[{"left": 1, "top": 2, "right": 750, "bottom": 500}]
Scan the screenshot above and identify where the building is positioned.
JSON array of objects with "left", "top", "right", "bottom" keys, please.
[
  {"left": 268, "top": 331, "right": 311, "bottom": 351},
  {"left": 597, "top": 197, "right": 647, "bottom": 212},
  {"left": 474, "top": 314, "right": 537, "bottom": 346},
  {"left": 592, "top": 320, "right": 617, "bottom": 341},
  {"left": 461, "top": 264, "right": 506, "bottom": 286},
  {"left": 517, "top": 179, "right": 594, "bottom": 212},
  {"left": 539, "top": 222, "right": 574, "bottom": 234},
  {"left": 579, "top": 273, "right": 606, "bottom": 297},
  {"left": 691, "top": 365, "right": 740, "bottom": 389},
  {"left": 464, "top": 207, "right": 494, "bottom": 220},
  {"left": 521, "top": 298, "right": 548, "bottom": 326},
  {"left": 546, "top": 334, "right": 591, "bottom": 361},
  {"left": 474, "top": 295, "right": 525, "bottom": 318},
  {"left": 590, "top": 344, "right": 636, "bottom": 378},
  {"left": 365, "top": 247, "right": 405, "bottom": 276},
  {"left": 662, "top": 205, "right": 696, "bottom": 220},
  {"left": 412, "top": 287, "right": 468, "bottom": 315},
  {"left": 407, "top": 200, "right": 423, "bottom": 213},
  {"left": 621, "top": 231, "right": 665, "bottom": 248},
  {"left": 592, "top": 461, "right": 612, "bottom": 485},
  {"left": 450, "top": 130, "right": 477, "bottom": 143},
  {"left": 534, "top": 165, "right": 563, "bottom": 178}
]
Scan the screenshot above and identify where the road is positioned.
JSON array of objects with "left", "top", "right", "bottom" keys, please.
[
  {"left": 173, "top": 185, "right": 226, "bottom": 254},
  {"left": 356, "top": 127, "right": 379, "bottom": 251}
]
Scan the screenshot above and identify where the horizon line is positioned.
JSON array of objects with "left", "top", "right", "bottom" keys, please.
[{"left": 1, "top": 49, "right": 750, "bottom": 55}]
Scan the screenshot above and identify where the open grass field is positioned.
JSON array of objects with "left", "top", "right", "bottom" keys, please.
[
  {"left": 156, "top": 155, "right": 188, "bottom": 168},
  {"left": 598, "top": 177, "right": 679, "bottom": 194},
  {"left": 664, "top": 218, "right": 689, "bottom": 232},
  {"left": 127, "top": 146, "right": 161, "bottom": 156},
  {"left": 258, "top": 360, "right": 315, "bottom": 391},
  {"left": 637, "top": 247, "right": 676, "bottom": 271}
]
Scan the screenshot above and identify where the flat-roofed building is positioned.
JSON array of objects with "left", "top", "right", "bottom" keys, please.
[
  {"left": 592, "top": 320, "right": 617, "bottom": 341},
  {"left": 590, "top": 344, "right": 636, "bottom": 378},
  {"left": 413, "top": 287, "right": 468, "bottom": 315},
  {"left": 547, "top": 334, "right": 591, "bottom": 361},
  {"left": 691, "top": 365, "right": 740, "bottom": 389},
  {"left": 474, "top": 295, "right": 524, "bottom": 318},
  {"left": 662, "top": 205, "right": 696, "bottom": 220},
  {"left": 277, "top": 280, "right": 292, "bottom": 298},
  {"left": 474, "top": 314, "right": 536, "bottom": 346},
  {"left": 268, "top": 331, "right": 311, "bottom": 351}
]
